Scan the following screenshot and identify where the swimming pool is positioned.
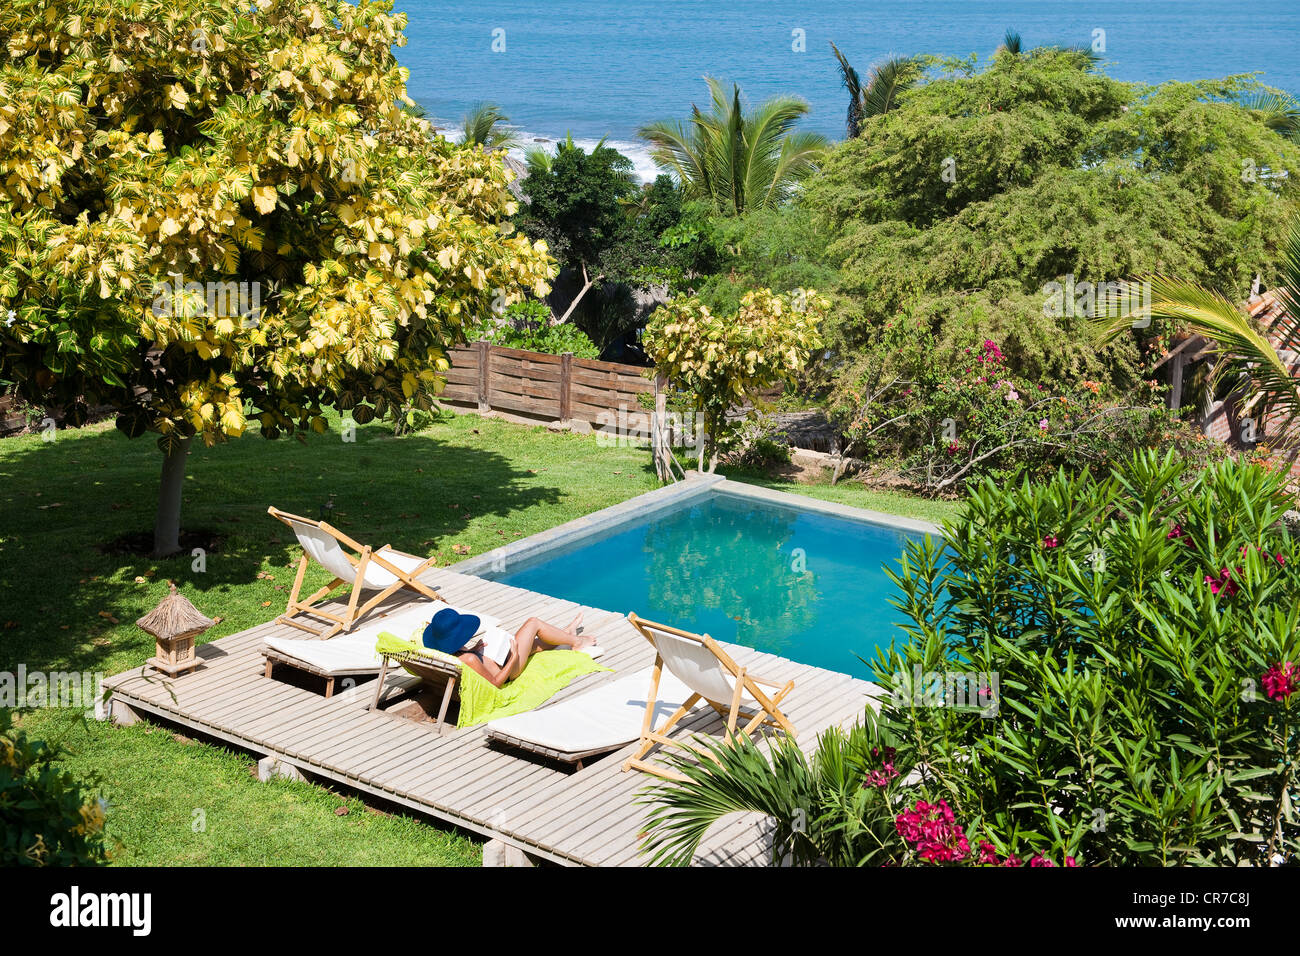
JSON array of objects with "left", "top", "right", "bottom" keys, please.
[{"left": 461, "top": 478, "right": 938, "bottom": 679}]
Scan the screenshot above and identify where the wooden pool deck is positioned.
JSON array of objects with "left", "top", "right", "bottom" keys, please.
[{"left": 102, "top": 568, "right": 876, "bottom": 866}]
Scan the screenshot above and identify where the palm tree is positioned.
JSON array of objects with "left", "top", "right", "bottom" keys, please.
[
  {"left": 638, "top": 78, "right": 828, "bottom": 216},
  {"left": 460, "top": 101, "right": 517, "bottom": 151},
  {"left": 830, "top": 44, "right": 922, "bottom": 138},
  {"left": 637, "top": 714, "right": 902, "bottom": 866},
  {"left": 999, "top": 28, "right": 1023, "bottom": 55},
  {"left": 1095, "top": 221, "right": 1300, "bottom": 426}
]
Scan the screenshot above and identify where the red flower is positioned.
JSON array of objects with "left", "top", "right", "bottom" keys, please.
[
  {"left": 1029, "top": 855, "right": 1056, "bottom": 867},
  {"left": 1262, "top": 662, "right": 1299, "bottom": 701}
]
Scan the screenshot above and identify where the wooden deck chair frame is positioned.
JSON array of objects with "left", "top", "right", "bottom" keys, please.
[
  {"left": 268, "top": 506, "right": 443, "bottom": 639},
  {"left": 621, "top": 612, "right": 796, "bottom": 781},
  {"left": 370, "top": 649, "right": 462, "bottom": 733}
]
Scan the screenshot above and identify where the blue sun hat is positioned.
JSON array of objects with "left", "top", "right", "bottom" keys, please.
[{"left": 421, "top": 607, "right": 482, "bottom": 654}]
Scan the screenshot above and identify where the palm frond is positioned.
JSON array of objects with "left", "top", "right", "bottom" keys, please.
[
  {"left": 1241, "top": 90, "right": 1300, "bottom": 142},
  {"left": 1000, "top": 29, "right": 1023, "bottom": 55},
  {"left": 460, "top": 101, "right": 517, "bottom": 150},
  {"left": 830, "top": 42, "right": 865, "bottom": 138},
  {"left": 861, "top": 56, "right": 922, "bottom": 119},
  {"left": 1095, "top": 276, "right": 1300, "bottom": 426}
]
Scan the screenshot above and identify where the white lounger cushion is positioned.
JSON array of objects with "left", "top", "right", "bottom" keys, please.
[
  {"left": 486, "top": 668, "right": 693, "bottom": 755},
  {"left": 264, "top": 602, "right": 501, "bottom": 674}
]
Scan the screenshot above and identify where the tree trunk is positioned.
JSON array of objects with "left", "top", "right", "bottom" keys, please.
[
  {"left": 555, "top": 262, "right": 602, "bottom": 325},
  {"left": 153, "top": 436, "right": 192, "bottom": 557}
]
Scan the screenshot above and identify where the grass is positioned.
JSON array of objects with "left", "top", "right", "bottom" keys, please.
[{"left": 0, "top": 408, "right": 950, "bottom": 865}]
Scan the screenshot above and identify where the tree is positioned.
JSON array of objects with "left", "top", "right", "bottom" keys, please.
[
  {"left": 517, "top": 136, "right": 638, "bottom": 324},
  {"left": 0, "top": 0, "right": 554, "bottom": 555},
  {"left": 830, "top": 45, "right": 922, "bottom": 138},
  {"left": 639, "top": 78, "right": 828, "bottom": 215},
  {"left": 459, "top": 101, "right": 518, "bottom": 151},
  {"left": 642, "top": 288, "right": 827, "bottom": 471}
]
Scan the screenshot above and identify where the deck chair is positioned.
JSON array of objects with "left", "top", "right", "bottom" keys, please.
[
  {"left": 622, "top": 613, "right": 796, "bottom": 780},
  {"left": 268, "top": 506, "right": 442, "bottom": 639}
]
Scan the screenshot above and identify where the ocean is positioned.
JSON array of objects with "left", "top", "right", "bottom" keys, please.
[{"left": 399, "top": 0, "right": 1300, "bottom": 180}]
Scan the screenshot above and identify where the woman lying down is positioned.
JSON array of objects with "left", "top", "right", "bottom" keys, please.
[{"left": 420, "top": 606, "right": 602, "bottom": 688}]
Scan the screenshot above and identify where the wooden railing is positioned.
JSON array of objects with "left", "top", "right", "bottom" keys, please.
[{"left": 440, "top": 342, "right": 655, "bottom": 431}]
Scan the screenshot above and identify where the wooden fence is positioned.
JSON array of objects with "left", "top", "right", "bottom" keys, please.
[{"left": 440, "top": 342, "right": 655, "bottom": 432}]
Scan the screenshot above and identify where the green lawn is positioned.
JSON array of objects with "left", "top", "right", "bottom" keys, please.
[{"left": 0, "top": 409, "right": 949, "bottom": 865}]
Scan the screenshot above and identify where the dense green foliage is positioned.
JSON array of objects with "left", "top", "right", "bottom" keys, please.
[
  {"left": 641, "top": 453, "right": 1300, "bottom": 866},
  {"left": 676, "top": 50, "right": 1300, "bottom": 491},
  {"left": 1, "top": 711, "right": 110, "bottom": 865}
]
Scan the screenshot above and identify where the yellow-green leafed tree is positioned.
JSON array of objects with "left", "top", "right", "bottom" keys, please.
[
  {"left": 643, "top": 288, "right": 827, "bottom": 472},
  {"left": 0, "top": 0, "right": 554, "bottom": 554}
]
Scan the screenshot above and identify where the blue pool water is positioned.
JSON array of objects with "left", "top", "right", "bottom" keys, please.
[{"left": 485, "top": 492, "right": 926, "bottom": 678}]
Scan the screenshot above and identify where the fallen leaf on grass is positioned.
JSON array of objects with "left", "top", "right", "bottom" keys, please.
[
  {"left": 261, "top": 601, "right": 272, "bottom": 608},
  {"left": 334, "top": 806, "right": 350, "bottom": 817},
  {"left": 97, "top": 611, "right": 119, "bottom": 624}
]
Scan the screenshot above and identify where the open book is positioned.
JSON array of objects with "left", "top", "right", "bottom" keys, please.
[{"left": 467, "top": 626, "right": 514, "bottom": 667}]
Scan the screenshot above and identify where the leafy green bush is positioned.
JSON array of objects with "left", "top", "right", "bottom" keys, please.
[
  {"left": 639, "top": 452, "right": 1300, "bottom": 866},
  {"left": 469, "top": 301, "right": 600, "bottom": 358},
  {"left": 0, "top": 711, "right": 110, "bottom": 866}
]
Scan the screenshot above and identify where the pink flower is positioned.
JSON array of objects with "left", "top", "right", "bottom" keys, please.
[
  {"left": 1042, "top": 535, "right": 1059, "bottom": 549},
  {"left": 1038, "top": 419, "right": 1049, "bottom": 431},
  {"left": 1205, "top": 567, "right": 1240, "bottom": 599},
  {"left": 1064, "top": 857, "right": 1079, "bottom": 867},
  {"left": 1167, "top": 523, "right": 1184, "bottom": 540},
  {"left": 895, "top": 799, "right": 970, "bottom": 864},
  {"left": 1262, "top": 662, "right": 1299, "bottom": 701},
  {"left": 1006, "top": 388, "right": 1020, "bottom": 401},
  {"left": 1029, "top": 855, "right": 1056, "bottom": 867}
]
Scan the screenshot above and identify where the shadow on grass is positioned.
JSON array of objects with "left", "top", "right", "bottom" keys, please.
[{"left": 0, "top": 418, "right": 565, "bottom": 673}]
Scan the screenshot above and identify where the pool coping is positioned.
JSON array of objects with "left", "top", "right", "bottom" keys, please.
[{"left": 448, "top": 473, "right": 943, "bottom": 578}]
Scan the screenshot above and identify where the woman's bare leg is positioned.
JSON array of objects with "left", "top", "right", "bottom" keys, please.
[{"left": 508, "top": 613, "right": 593, "bottom": 680}]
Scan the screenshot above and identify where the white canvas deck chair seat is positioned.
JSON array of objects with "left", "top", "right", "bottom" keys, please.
[
  {"left": 622, "top": 613, "right": 796, "bottom": 780},
  {"left": 268, "top": 506, "right": 442, "bottom": 639}
]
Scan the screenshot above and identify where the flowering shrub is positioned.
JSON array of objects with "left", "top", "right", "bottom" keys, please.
[
  {"left": 826, "top": 327, "right": 1218, "bottom": 493},
  {"left": 874, "top": 451, "right": 1300, "bottom": 865},
  {"left": 0, "top": 712, "right": 110, "bottom": 866}
]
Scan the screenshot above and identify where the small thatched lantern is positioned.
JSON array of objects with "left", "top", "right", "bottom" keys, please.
[{"left": 138, "top": 583, "right": 214, "bottom": 676}]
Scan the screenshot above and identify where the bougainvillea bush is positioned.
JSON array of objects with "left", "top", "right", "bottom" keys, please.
[
  {"left": 826, "top": 326, "right": 1219, "bottom": 494},
  {"left": 639, "top": 452, "right": 1299, "bottom": 866}
]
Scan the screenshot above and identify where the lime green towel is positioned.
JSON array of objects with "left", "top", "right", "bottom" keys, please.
[{"left": 374, "top": 631, "right": 610, "bottom": 728}]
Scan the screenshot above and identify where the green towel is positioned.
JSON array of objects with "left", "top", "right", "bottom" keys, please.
[{"left": 374, "top": 631, "right": 610, "bottom": 728}]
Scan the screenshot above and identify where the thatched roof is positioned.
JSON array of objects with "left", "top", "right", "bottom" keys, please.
[{"left": 136, "top": 582, "right": 215, "bottom": 641}]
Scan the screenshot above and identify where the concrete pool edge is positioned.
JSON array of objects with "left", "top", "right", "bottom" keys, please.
[
  {"left": 448, "top": 473, "right": 944, "bottom": 578},
  {"left": 712, "top": 479, "right": 944, "bottom": 538}
]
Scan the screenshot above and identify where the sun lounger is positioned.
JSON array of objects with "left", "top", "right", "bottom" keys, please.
[
  {"left": 621, "top": 613, "right": 796, "bottom": 780},
  {"left": 484, "top": 668, "right": 694, "bottom": 768},
  {"left": 260, "top": 601, "right": 496, "bottom": 700}
]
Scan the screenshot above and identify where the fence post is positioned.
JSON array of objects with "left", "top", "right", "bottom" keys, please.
[
  {"left": 559, "top": 352, "right": 573, "bottom": 424},
  {"left": 476, "top": 340, "right": 490, "bottom": 413}
]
